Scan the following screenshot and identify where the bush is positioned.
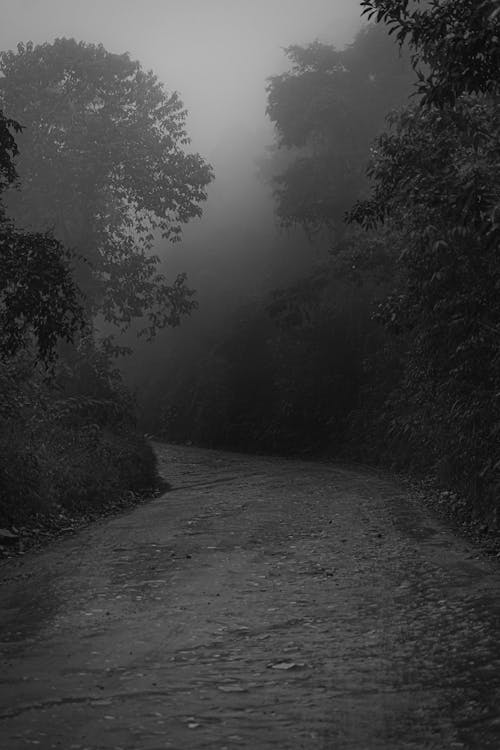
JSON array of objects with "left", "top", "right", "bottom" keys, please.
[{"left": 0, "top": 350, "right": 159, "bottom": 527}]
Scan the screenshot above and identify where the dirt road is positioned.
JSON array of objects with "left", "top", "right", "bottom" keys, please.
[{"left": 1, "top": 444, "right": 500, "bottom": 749}]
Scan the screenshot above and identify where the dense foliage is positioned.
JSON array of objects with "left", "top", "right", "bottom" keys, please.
[
  {"left": 0, "top": 111, "right": 84, "bottom": 361},
  {"left": 361, "top": 0, "right": 500, "bottom": 104},
  {"left": 0, "top": 349, "right": 158, "bottom": 527},
  {"left": 0, "top": 39, "right": 213, "bottom": 338},
  {"left": 0, "top": 109, "right": 156, "bottom": 527},
  {"left": 348, "top": 0, "right": 500, "bottom": 519},
  {"left": 265, "top": 23, "right": 414, "bottom": 235},
  {"left": 0, "top": 111, "right": 21, "bottom": 191},
  {"left": 0, "top": 40, "right": 213, "bottom": 529}
]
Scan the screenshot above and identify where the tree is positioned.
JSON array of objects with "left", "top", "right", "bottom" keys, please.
[
  {"left": 249, "top": 23, "right": 416, "bottom": 453},
  {"left": 0, "top": 110, "right": 84, "bottom": 361},
  {"left": 360, "top": 0, "right": 500, "bottom": 105},
  {"left": 351, "top": 0, "right": 500, "bottom": 511},
  {"left": 0, "top": 111, "right": 21, "bottom": 198},
  {"left": 0, "top": 38, "right": 213, "bottom": 338},
  {"left": 265, "top": 23, "right": 415, "bottom": 237}
]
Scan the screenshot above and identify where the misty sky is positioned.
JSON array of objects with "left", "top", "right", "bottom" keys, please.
[
  {"left": 0, "top": 0, "right": 363, "bottom": 156},
  {"left": 0, "top": 0, "right": 367, "bottom": 270}
]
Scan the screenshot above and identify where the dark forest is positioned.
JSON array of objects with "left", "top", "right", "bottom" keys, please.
[{"left": 1, "top": 0, "right": 498, "bottom": 530}]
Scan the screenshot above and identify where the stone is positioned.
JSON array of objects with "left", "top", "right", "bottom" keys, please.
[{"left": 0, "top": 528, "right": 18, "bottom": 545}]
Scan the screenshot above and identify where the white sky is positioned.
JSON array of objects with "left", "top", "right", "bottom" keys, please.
[{"left": 0, "top": 0, "right": 363, "bottom": 156}]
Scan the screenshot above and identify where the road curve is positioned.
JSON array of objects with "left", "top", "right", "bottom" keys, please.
[{"left": 1, "top": 443, "right": 500, "bottom": 749}]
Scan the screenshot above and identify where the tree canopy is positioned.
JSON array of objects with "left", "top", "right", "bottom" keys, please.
[
  {"left": 350, "top": 0, "right": 500, "bottom": 508},
  {"left": 0, "top": 38, "right": 213, "bottom": 337},
  {"left": 265, "top": 23, "right": 415, "bottom": 237},
  {"left": 0, "top": 110, "right": 84, "bottom": 361},
  {"left": 361, "top": 0, "right": 500, "bottom": 105},
  {"left": 0, "top": 111, "right": 21, "bottom": 198}
]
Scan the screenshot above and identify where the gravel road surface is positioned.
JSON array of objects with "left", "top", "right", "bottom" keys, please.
[{"left": 1, "top": 443, "right": 500, "bottom": 749}]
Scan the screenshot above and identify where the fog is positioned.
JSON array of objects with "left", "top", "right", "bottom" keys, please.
[
  {"left": 0, "top": 0, "right": 361, "bottom": 154},
  {"left": 0, "top": 0, "right": 362, "bottom": 271},
  {"left": 0, "top": 2, "right": 364, "bottom": 276},
  {"left": 0, "top": 0, "right": 376, "bottom": 436}
]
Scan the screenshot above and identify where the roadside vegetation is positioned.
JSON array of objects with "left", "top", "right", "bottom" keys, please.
[{"left": 0, "top": 40, "right": 212, "bottom": 532}]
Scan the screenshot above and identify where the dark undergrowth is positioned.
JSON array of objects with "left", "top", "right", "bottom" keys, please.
[{"left": 0, "top": 348, "right": 161, "bottom": 537}]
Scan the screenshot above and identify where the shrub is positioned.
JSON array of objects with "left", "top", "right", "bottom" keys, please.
[{"left": 0, "top": 349, "right": 159, "bottom": 527}]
